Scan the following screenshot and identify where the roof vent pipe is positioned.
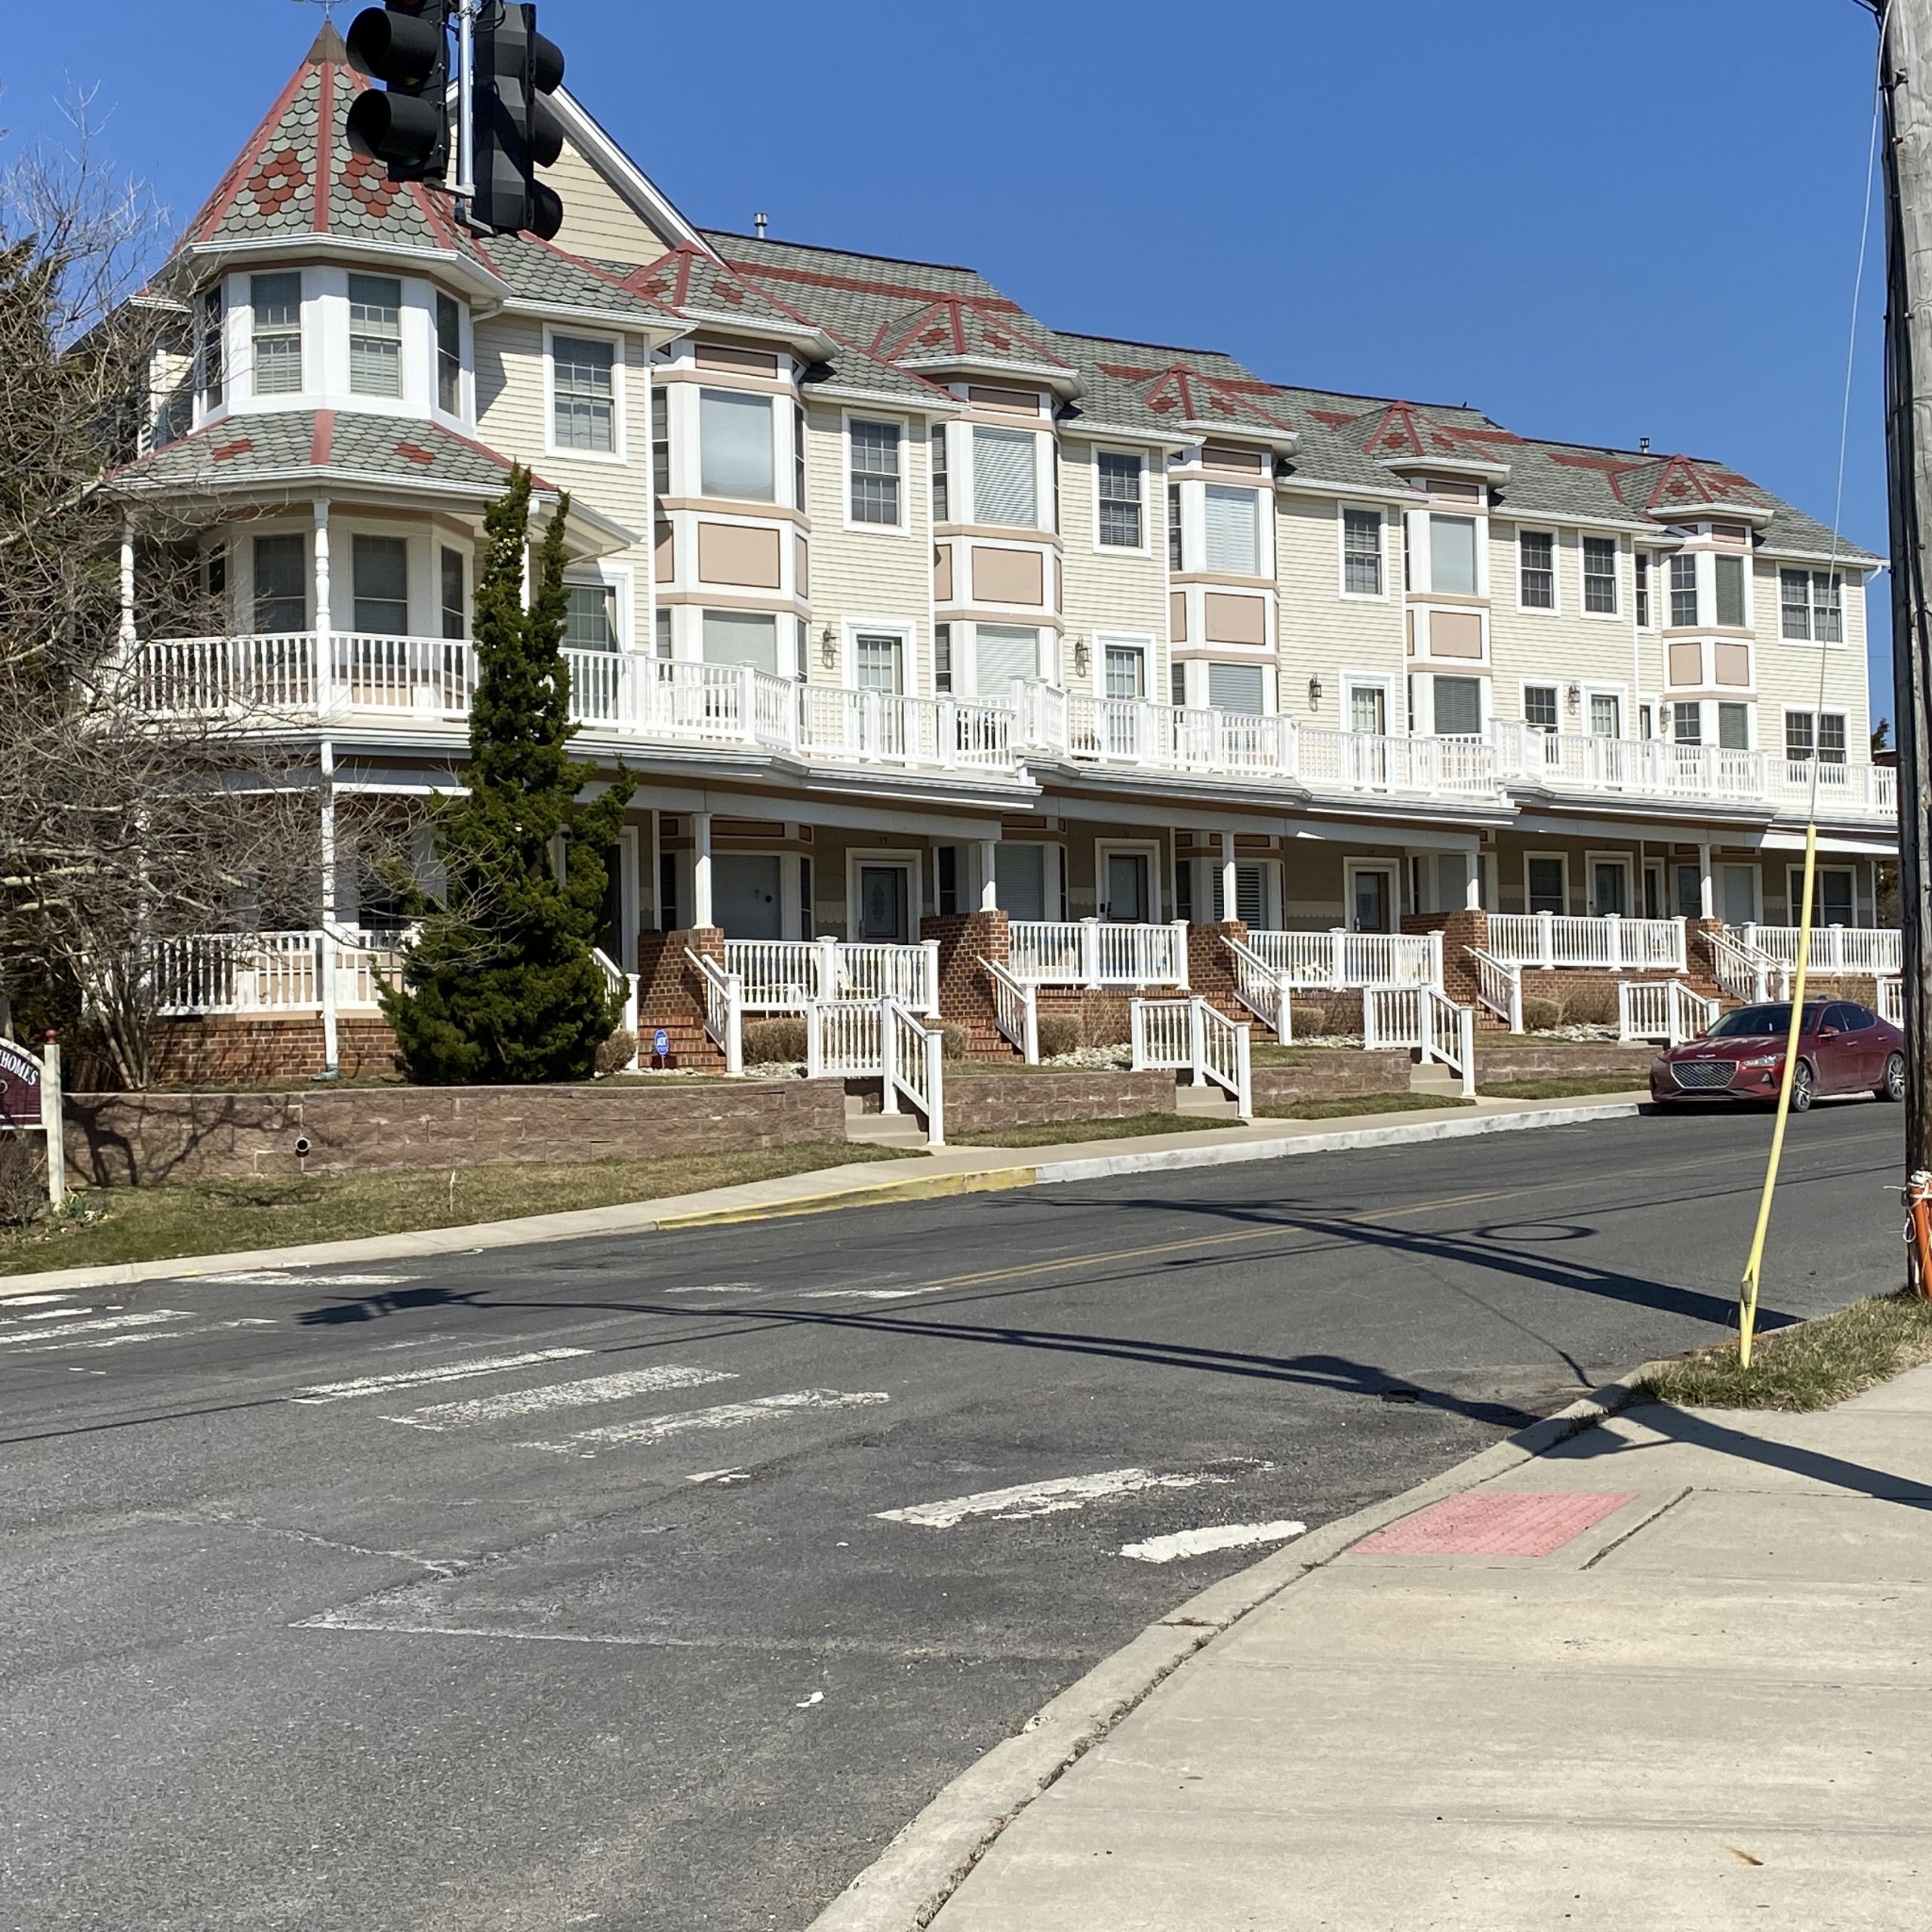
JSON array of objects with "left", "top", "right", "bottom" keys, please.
[
  {"left": 754, "top": 211, "right": 768, "bottom": 239},
  {"left": 1640, "top": 436, "right": 1651, "bottom": 454}
]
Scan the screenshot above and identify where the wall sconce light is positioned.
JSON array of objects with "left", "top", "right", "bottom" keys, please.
[
  {"left": 1565, "top": 682, "right": 1582, "bottom": 713},
  {"left": 820, "top": 624, "right": 837, "bottom": 670},
  {"left": 1072, "top": 637, "right": 1091, "bottom": 678},
  {"left": 1307, "top": 675, "right": 1324, "bottom": 712}
]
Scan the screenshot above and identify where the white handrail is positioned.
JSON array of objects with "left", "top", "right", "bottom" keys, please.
[
  {"left": 1618, "top": 977, "right": 1719, "bottom": 1046},
  {"left": 1878, "top": 977, "right": 1904, "bottom": 1026},
  {"left": 592, "top": 946, "right": 641, "bottom": 1069},
  {"left": 685, "top": 947, "right": 744, "bottom": 1075},
  {"left": 805, "top": 999, "right": 944, "bottom": 1143},
  {"left": 1704, "top": 928, "right": 1788, "bottom": 1004},
  {"left": 983, "top": 956, "right": 1040, "bottom": 1062},
  {"left": 150, "top": 928, "right": 409, "bottom": 1016},
  {"left": 1130, "top": 995, "right": 1253, "bottom": 1118},
  {"left": 1364, "top": 984, "right": 1476, "bottom": 1096},
  {"left": 724, "top": 938, "right": 937, "bottom": 1014},
  {"left": 1225, "top": 934, "right": 1294, "bottom": 1046},
  {"left": 1467, "top": 945, "right": 1524, "bottom": 1033}
]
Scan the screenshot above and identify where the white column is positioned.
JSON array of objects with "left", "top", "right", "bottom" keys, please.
[
  {"left": 312, "top": 497, "right": 333, "bottom": 712},
  {"left": 118, "top": 518, "right": 136, "bottom": 652},
  {"left": 980, "top": 840, "right": 999, "bottom": 913},
  {"left": 1698, "top": 841, "right": 1715, "bottom": 921},
  {"left": 692, "top": 811, "right": 714, "bottom": 931},
  {"left": 1219, "top": 830, "right": 1238, "bottom": 927},
  {"left": 318, "top": 740, "right": 339, "bottom": 1078},
  {"left": 1465, "top": 841, "right": 1483, "bottom": 911}
]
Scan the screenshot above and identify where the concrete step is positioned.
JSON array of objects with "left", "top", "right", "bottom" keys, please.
[
  {"left": 1408, "top": 1058, "right": 1463, "bottom": 1094},
  {"left": 843, "top": 1112, "right": 931, "bottom": 1148},
  {"left": 1174, "top": 1080, "right": 1241, "bottom": 1119}
]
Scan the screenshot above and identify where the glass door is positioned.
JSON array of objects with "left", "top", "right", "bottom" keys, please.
[
  {"left": 1103, "top": 851, "right": 1151, "bottom": 923},
  {"left": 1349, "top": 866, "right": 1394, "bottom": 934},
  {"left": 856, "top": 865, "right": 910, "bottom": 943}
]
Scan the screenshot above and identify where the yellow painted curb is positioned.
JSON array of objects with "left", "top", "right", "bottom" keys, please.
[{"left": 651, "top": 1164, "right": 1039, "bottom": 1229}]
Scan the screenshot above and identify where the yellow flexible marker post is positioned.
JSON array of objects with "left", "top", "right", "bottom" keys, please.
[{"left": 1739, "top": 823, "right": 1817, "bottom": 1367}]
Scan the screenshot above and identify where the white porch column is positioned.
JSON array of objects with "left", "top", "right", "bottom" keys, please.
[
  {"left": 980, "top": 841, "right": 999, "bottom": 913},
  {"left": 312, "top": 497, "right": 333, "bottom": 713},
  {"left": 318, "top": 737, "right": 339, "bottom": 1078},
  {"left": 1698, "top": 841, "right": 1715, "bottom": 921},
  {"left": 692, "top": 811, "right": 714, "bottom": 930},
  {"left": 1465, "top": 840, "right": 1483, "bottom": 911},
  {"left": 1219, "top": 830, "right": 1238, "bottom": 926},
  {"left": 118, "top": 517, "right": 137, "bottom": 653}
]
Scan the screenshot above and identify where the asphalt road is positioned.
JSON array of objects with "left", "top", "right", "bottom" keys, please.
[{"left": 0, "top": 1103, "right": 1906, "bottom": 1931}]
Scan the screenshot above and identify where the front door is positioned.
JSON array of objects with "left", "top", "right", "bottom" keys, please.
[
  {"left": 1591, "top": 860, "right": 1630, "bottom": 918},
  {"left": 1104, "top": 851, "right": 1151, "bottom": 923},
  {"left": 714, "top": 854, "right": 783, "bottom": 940},
  {"left": 856, "top": 864, "right": 910, "bottom": 943},
  {"left": 1350, "top": 866, "right": 1394, "bottom": 934},
  {"left": 1719, "top": 863, "right": 1759, "bottom": 928}
]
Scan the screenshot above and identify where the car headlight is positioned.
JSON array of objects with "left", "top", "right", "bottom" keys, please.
[{"left": 1738, "top": 1053, "right": 1783, "bottom": 1069}]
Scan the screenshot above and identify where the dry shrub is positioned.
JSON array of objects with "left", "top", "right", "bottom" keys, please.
[
  {"left": 743, "top": 1017, "right": 808, "bottom": 1064},
  {"left": 1036, "top": 1015, "right": 1081, "bottom": 1059},
  {"left": 593, "top": 1029, "right": 637, "bottom": 1078},
  {"left": 940, "top": 1025, "right": 968, "bottom": 1061},
  {"left": 1291, "top": 994, "right": 1363, "bottom": 1036},
  {"left": 0, "top": 1134, "right": 45, "bottom": 1228}
]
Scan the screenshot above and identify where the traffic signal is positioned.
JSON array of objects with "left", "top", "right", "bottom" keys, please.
[
  {"left": 472, "top": 3, "right": 566, "bottom": 240},
  {"left": 344, "top": 2, "right": 451, "bottom": 183}
]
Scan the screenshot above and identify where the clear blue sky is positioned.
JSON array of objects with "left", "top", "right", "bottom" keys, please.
[{"left": 6, "top": 0, "right": 1897, "bottom": 713}]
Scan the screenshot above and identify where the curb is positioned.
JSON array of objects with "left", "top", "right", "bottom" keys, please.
[
  {"left": 0, "top": 1097, "right": 1645, "bottom": 1299},
  {"left": 805, "top": 1364, "right": 1654, "bottom": 1932}
]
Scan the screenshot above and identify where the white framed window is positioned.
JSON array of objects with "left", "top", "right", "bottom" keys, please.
[
  {"left": 650, "top": 385, "right": 670, "bottom": 496},
  {"left": 1670, "top": 700, "right": 1703, "bottom": 746},
  {"left": 1669, "top": 552, "right": 1698, "bottom": 626},
  {"left": 435, "top": 291, "right": 462, "bottom": 415},
  {"left": 1207, "top": 660, "right": 1265, "bottom": 714},
  {"left": 934, "top": 621, "right": 952, "bottom": 692},
  {"left": 973, "top": 425, "right": 1038, "bottom": 528},
  {"left": 252, "top": 531, "right": 306, "bottom": 632},
  {"left": 1717, "top": 700, "right": 1752, "bottom": 751},
  {"left": 1346, "top": 676, "right": 1389, "bottom": 735},
  {"left": 1518, "top": 529, "right": 1555, "bottom": 610},
  {"left": 1588, "top": 689, "right": 1623, "bottom": 738},
  {"left": 1167, "top": 484, "right": 1183, "bottom": 568},
  {"left": 1792, "top": 864, "right": 1856, "bottom": 925},
  {"left": 1524, "top": 851, "right": 1567, "bottom": 915},
  {"left": 552, "top": 332, "right": 620, "bottom": 456},
  {"left": 1102, "top": 638, "right": 1146, "bottom": 700},
  {"left": 1523, "top": 683, "right": 1559, "bottom": 732},
  {"left": 848, "top": 417, "right": 903, "bottom": 527},
  {"left": 1780, "top": 569, "right": 1844, "bottom": 643},
  {"left": 854, "top": 630, "right": 904, "bottom": 693},
  {"left": 1634, "top": 551, "right": 1653, "bottom": 627},
  {"left": 351, "top": 534, "right": 408, "bottom": 634},
  {"left": 972, "top": 623, "right": 1041, "bottom": 698},
  {"left": 250, "top": 271, "right": 303, "bottom": 395},
  {"left": 701, "top": 608, "right": 778, "bottom": 672},
  {"left": 347, "top": 272, "right": 402, "bottom": 397},
  {"left": 1429, "top": 675, "right": 1484, "bottom": 737},
  {"left": 1203, "top": 485, "right": 1261, "bottom": 575},
  {"left": 439, "top": 546, "right": 466, "bottom": 639},
  {"left": 1583, "top": 536, "right": 1618, "bottom": 615},
  {"left": 1429, "top": 513, "right": 1478, "bottom": 595},
  {"left": 563, "top": 581, "right": 619, "bottom": 652},
  {"left": 1586, "top": 851, "right": 1632, "bottom": 918},
  {"left": 1341, "top": 507, "right": 1383, "bottom": 595},
  {"left": 1097, "top": 450, "right": 1144, "bottom": 549},
  {"left": 1714, "top": 552, "right": 1746, "bottom": 627},
  {"left": 699, "top": 386, "right": 774, "bottom": 499},
  {"left": 197, "top": 283, "right": 226, "bottom": 414},
  {"left": 930, "top": 426, "right": 950, "bottom": 521}
]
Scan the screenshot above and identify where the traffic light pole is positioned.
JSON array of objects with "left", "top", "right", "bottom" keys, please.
[
  {"left": 454, "top": 0, "right": 477, "bottom": 208},
  {"left": 1880, "top": 0, "right": 1932, "bottom": 1213}
]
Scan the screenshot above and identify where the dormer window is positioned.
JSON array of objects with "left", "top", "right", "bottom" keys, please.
[
  {"left": 251, "top": 272, "right": 303, "bottom": 395},
  {"left": 435, "top": 293, "right": 462, "bottom": 414},
  {"left": 348, "top": 274, "right": 402, "bottom": 397}
]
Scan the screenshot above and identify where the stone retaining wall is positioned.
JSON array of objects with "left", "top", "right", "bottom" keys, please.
[
  {"left": 1472, "top": 1042, "right": 1659, "bottom": 1083},
  {"left": 943, "top": 1069, "right": 1174, "bottom": 1134},
  {"left": 64, "top": 1078, "right": 847, "bottom": 1186},
  {"left": 1251, "top": 1050, "right": 1412, "bottom": 1107}
]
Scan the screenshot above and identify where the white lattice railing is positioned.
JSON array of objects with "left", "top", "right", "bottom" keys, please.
[
  {"left": 1467, "top": 946, "right": 1524, "bottom": 1032},
  {"left": 1743, "top": 924, "right": 1902, "bottom": 977},
  {"left": 1240, "top": 928, "right": 1441, "bottom": 990},
  {"left": 1007, "top": 919, "right": 1189, "bottom": 989},
  {"left": 1225, "top": 935, "right": 1294, "bottom": 1045},
  {"left": 984, "top": 957, "right": 1040, "bottom": 1062},
  {"left": 1879, "top": 977, "right": 1904, "bottom": 1026},
  {"left": 1130, "top": 995, "right": 1254, "bottom": 1118},
  {"left": 1618, "top": 978, "right": 1719, "bottom": 1047},
  {"left": 685, "top": 948, "right": 744, "bottom": 1075},
  {"left": 723, "top": 939, "right": 938, "bottom": 1015},
  {"left": 1704, "top": 928, "right": 1789, "bottom": 1004},
  {"left": 1364, "top": 985, "right": 1476, "bottom": 1096},
  {"left": 1484, "top": 912, "right": 1686, "bottom": 972},
  {"left": 804, "top": 998, "right": 946, "bottom": 1143}
]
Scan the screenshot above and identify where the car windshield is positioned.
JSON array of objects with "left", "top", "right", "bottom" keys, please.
[{"left": 1706, "top": 1003, "right": 1823, "bottom": 1039}]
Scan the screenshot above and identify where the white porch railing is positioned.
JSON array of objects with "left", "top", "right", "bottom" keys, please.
[
  {"left": 1619, "top": 978, "right": 1719, "bottom": 1047},
  {"left": 1704, "top": 928, "right": 1789, "bottom": 1004},
  {"left": 1743, "top": 924, "right": 1902, "bottom": 977},
  {"left": 1240, "top": 928, "right": 1442, "bottom": 990},
  {"left": 797, "top": 684, "right": 1014, "bottom": 770},
  {"left": 592, "top": 947, "right": 641, "bottom": 1069},
  {"left": 1468, "top": 945, "right": 1524, "bottom": 1033},
  {"left": 1774, "top": 758, "right": 1899, "bottom": 817},
  {"left": 1008, "top": 918, "right": 1189, "bottom": 989},
  {"left": 1485, "top": 912, "right": 1686, "bottom": 973},
  {"left": 1879, "top": 977, "right": 1904, "bottom": 1026},
  {"left": 1364, "top": 985, "right": 1477, "bottom": 1097},
  {"left": 1297, "top": 728, "right": 1497, "bottom": 798},
  {"left": 804, "top": 998, "right": 946, "bottom": 1143},
  {"left": 724, "top": 938, "right": 939, "bottom": 1015},
  {"left": 150, "top": 928, "right": 407, "bottom": 1015},
  {"left": 685, "top": 948, "right": 744, "bottom": 1075},
  {"left": 983, "top": 956, "right": 1040, "bottom": 1062},
  {"left": 1130, "top": 995, "right": 1254, "bottom": 1118},
  {"left": 1225, "top": 935, "right": 1295, "bottom": 1046}
]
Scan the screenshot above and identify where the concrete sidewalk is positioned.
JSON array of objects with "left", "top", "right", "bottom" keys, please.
[
  {"left": 909, "top": 1366, "right": 1932, "bottom": 1931},
  {"left": 1, "top": 1091, "right": 1643, "bottom": 1296}
]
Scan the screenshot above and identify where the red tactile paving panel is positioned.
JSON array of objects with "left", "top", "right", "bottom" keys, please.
[{"left": 1349, "top": 1491, "right": 1638, "bottom": 1557}]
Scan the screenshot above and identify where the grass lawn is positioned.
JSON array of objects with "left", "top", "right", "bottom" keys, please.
[
  {"left": 946, "top": 1112, "right": 1239, "bottom": 1147},
  {"left": 1477, "top": 1074, "right": 1653, "bottom": 1100},
  {"left": 1637, "top": 1292, "right": 1932, "bottom": 1411},
  {"left": 1257, "top": 1091, "right": 1473, "bottom": 1120},
  {"left": 1249, "top": 1044, "right": 1364, "bottom": 1068},
  {"left": 0, "top": 1142, "right": 911, "bottom": 1277}
]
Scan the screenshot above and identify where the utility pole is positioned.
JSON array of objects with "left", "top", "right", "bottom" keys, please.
[{"left": 1879, "top": 0, "right": 1932, "bottom": 1191}]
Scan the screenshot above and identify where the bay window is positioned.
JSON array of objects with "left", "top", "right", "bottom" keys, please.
[
  {"left": 252, "top": 533, "right": 306, "bottom": 632},
  {"left": 973, "top": 426, "right": 1037, "bottom": 528},
  {"left": 700, "top": 388, "right": 774, "bottom": 499},
  {"left": 1429, "top": 514, "right": 1478, "bottom": 595},
  {"left": 1203, "top": 486, "right": 1260, "bottom": 574},
  {"left": 352, "top": 535, "right": 408, "bottom": 634},
  {"left": 347, "top": 274, "right": 402, "bottom": 397},
  {"left": 251, "top": 272, "right": 303, "bottom": 395},
  {"left": 1669, "top": 552, "right": 1698, "bottom": 626}
]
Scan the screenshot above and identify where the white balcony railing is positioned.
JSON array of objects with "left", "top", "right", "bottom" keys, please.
[
  {"left": 724, "top": 938, "right": 939, "bottom": 1015},
  {"left": 1239, "top": 928, "right": 1443, "bottom": 990},
  {"left": 1007, "top": 918, "right": 1189, "bottom": 989},
  {"left": 1485, "top": 912, "right": 1687, "bottom": 973}
]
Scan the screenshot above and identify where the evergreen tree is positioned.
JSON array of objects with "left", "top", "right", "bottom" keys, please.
[{"left": 383, "top": 466, "right": 633, "bottom": 1083}]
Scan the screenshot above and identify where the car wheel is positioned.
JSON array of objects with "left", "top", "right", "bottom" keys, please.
[
  {"left": 1790, "top": 1059, "right": 1816, "bottom": 1114},
  {"left": 1878, "top": 1051, "right": 1906, "bottom": 1103}
]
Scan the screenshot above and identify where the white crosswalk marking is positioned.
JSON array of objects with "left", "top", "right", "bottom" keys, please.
[
  {"left": 204, "top": 1270, "right": 419, "bottom": 1287},
  {"left": 0, "top": 1309, "right": 188, "bottom": 1349},
  {"left": 386, "top": 1363, "right": 737, "bottom": 1430},
  {"left": 1119, "top": 1520, "right": 1308, "bottom": 1564},
  {"left": 289, "top": 1347, "right": 590, "bottom": 1404},
  {"left": 523, "top": 1389, "right": 889, "bottom": 1457},
  {"left": 876, "top": 1467, "right": 1229, "bottom": 1529},
  {"left": 0, "top": 1294, "right": 84, "bottom": 1309}
]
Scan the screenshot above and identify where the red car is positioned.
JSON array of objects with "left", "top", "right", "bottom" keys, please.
[{"left": 1651, "top": 999, "right": 1905, "bottom": 1112}]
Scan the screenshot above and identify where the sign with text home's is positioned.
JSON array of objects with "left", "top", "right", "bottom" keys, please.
[{"left": 0, "top": 1038, "right": 42, "bottom": 1129}]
